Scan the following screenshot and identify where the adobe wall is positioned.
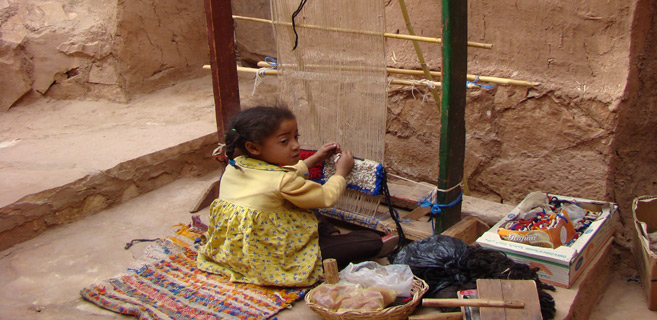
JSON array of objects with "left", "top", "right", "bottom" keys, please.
[
  {"left": 3, "top": 0, "right": 656, "bottom": 244},
  {"left": 607, "top": 0, "right": 657, "bottom": 242},
  {"left": 232, "top": 0, "right": 657, "bottom": 241},
  {"left": 384, "top": 0, "right": 631, "bottom": 205},
  {"left": 0, "top": 0, "right": 207, "bottom": 110}
]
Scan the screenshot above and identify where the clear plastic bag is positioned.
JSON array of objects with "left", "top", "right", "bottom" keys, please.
[
  {"left": 311, "top": 283, "right": 398, "bottom": 311},
  {"left": 338, "top": 261, "right": 414, "bottom": 297}
]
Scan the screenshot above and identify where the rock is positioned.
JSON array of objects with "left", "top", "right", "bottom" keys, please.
[
  {"left": 57, "top": 35, "right": 112, "bottom": 59},
  {"left": 0, "top": 44, "right": 30, "bottom": 110},
  {"left": 88, "top": 58, "right": 118, "bottom": 85},
  {"left": 0, "top": 19, "right": 28, "bottom": 47},
  {"left": 37, "top": 2, "right": 69, "bottom": 27},
  {"left": 232, "top": 0, "right": 276, "bottom": 65},
  {"left": 26, "top": 30, "right": 81, "bottom": 95}
]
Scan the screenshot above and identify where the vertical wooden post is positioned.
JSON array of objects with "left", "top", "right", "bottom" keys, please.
[
  {"left": 436, "top": 0, "right": 467, "bottom": 232},
  {"left": 204, "top": 0, "right": 241, "bottom": 138},
  {"left": 190, "top": 1, "right": 241, "bottom": 213}
]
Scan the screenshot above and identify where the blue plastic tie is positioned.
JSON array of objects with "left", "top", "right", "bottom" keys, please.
[
  {"left": 419, "top": 191, "right": 464, "bottom": 233},
  {"left": 466, "top": 75, "right": 494, "bottom": 90},
  {"left": 264, "top": 56, "right": 278, "bottom": 69}
]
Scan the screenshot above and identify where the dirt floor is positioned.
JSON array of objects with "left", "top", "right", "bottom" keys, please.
[{"left": 1, "top": 75, "right": 656, "bottom": 319}]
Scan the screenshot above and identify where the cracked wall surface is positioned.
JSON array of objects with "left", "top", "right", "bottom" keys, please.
[
  {"left": 230, "top": 0, "right": 657, "bottom": 240},
  {"left": 0, "top": 0, "right": 208, "bottom": 110},
  {"left": 607, "top": 0, "right": 657, "bottom": 246},
  {"left": 2, "top": 0, "right": 656, "bottom": 245}
]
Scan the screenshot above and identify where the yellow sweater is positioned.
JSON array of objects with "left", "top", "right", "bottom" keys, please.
[{"left": 197, "top": 156, "right": 346, "bottom": 287}]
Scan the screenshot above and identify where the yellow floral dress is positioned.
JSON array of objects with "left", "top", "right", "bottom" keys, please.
[{"left": 197, "top": 156, "right": 346, "bottom": 287}]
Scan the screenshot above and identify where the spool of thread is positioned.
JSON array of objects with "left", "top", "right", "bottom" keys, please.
[{"left": 322, "top": 258, "right": 339, "bottom": 284}]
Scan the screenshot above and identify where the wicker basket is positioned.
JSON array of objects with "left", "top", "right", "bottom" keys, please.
[{"left": 304, "top": 276, "right": 429, "bottom": 320}]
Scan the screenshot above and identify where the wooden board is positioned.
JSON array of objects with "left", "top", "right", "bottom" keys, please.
[
  {"left": 441, "top": 216, "right": 490, "bottom": 244},
  {"left": 387, "top": 174, "right": 436, "bottom": 209},
  {"left": 476, "top": 279, "right": 542, "bottom": 320}
]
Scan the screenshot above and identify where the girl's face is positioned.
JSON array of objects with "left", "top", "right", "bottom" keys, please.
[{"left": 247, "top": 118, "right": 300, "bottom": 166}]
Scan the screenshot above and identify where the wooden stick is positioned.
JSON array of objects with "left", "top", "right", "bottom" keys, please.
[
  {"left": 408, "top": 312, "right": 463, "bottom": 320},
  {"left": 214, "top": 65, "right": 444, "bottom": 88},
  {"left": 422, "top": 298, "right": 525, "bottom": 308},
  {"left": 232, "top": 15, "right": 493, "bottom": 49},
  {"left": 256, "top": 61, "right": 539, "bottom": 87},
  {"left": 390, "top": 78, "right": 442, "bottom": 88},
  {"left": 322, "top": 259, "right": 339, "bottom": 284}
]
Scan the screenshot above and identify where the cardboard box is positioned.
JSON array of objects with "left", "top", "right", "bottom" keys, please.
[
  {"left": 476, "top": 193, "right": 617, "bottom": 288},
  {"left": 632, "top": 196, "right": 657, "bottom": 310}
]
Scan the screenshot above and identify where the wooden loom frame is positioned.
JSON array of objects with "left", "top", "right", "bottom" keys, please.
[{"left": 202, "top": 0, "right": 470, "bottom": 233}]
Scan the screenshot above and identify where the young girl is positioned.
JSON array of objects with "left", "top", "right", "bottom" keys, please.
[{"left": 197, "top": 106, "right": 391, "bottom": 287}]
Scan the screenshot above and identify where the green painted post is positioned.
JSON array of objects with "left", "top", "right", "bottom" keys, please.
[{"left": 436, "top": 0, "right": 467, "bottom": 233}]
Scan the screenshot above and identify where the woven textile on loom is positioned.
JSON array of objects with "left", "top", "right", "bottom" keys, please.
[
  {"left": 300, "top": 150, "right": 393, "bottom": 234},
  {"left": 271, "top": 0, "right": 387, "bottom": 163},
  {"left": 80, "top": 220, "right": 307, "bottom": 320}
]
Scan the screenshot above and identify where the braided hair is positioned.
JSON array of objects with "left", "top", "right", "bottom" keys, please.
[{"left": 224, "top": 106, "right": 296, "bottom": 160}]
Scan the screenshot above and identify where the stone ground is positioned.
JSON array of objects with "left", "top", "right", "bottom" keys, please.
[{"left": 1, "top": 75, "right": 655, "bottom": 319}]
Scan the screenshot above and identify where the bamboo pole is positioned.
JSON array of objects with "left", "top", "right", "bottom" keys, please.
[
  {"left": 398, "top": 0, "right": 442, "bottom": 114},
  {"left": 256, "top": 61, "right": 539, "bottom": 87},
  {"left": 211, "top": 65, "right": 443, "bottom": 88},
  {"left": 232, "top": 15, "right": 493, "bottom": 49},
  {"left": 207, "top": 63, "right": 537, "bottom": 89}
]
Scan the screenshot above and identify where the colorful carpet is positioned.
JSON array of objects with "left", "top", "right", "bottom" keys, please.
[{"left": 80, "top": 221, "right": 308, "bottom": 320}]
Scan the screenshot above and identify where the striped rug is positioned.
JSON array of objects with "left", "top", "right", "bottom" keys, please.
[{"left": 81, "top": 222, "right": 308, "bottom": 320}]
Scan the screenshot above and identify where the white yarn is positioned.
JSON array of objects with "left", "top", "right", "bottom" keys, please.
[
  {"left": 323, "top": 154, "right": 380, "bottom": 194},
  {"left": 251, "top": 68, "right": 271, "bottom": 96}
]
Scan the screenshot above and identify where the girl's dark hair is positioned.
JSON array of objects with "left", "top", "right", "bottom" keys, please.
[{"left": 224, "top": 106, "right": 296, "bottom": 160}]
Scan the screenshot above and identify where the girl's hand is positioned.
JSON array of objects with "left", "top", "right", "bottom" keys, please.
[
  {"left": 303, "top": 142, "right": 340, "bottom": 169},
  {"left": 315, "top": 142, "right": 340, "bottom": 162},
  {"left": 335, "top": 150, "right": 354, "bottom": 177}
]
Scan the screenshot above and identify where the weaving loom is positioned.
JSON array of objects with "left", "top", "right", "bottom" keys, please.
[
  {"left": 299, "top": 150, "right": 403, "bottom": 239},
  {"left": 271, "top": 0, "right": 388, "bottom": 163},
  {"left": 202, "top": 0, "right": 542, "bottom": 238},
  {"left": 268, "top": 0, "right": 399, "bottom": 235}
]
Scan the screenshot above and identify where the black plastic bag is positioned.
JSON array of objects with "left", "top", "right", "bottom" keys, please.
[
  {"left": 393, "top": 235, "right": 556, "bottom": 320},
  {"left": 393, "top": 235, "right": 470, "bottom": 297}
]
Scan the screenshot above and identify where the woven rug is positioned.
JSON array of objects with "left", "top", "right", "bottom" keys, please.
[{"left": 81, "top": 220, "right": 308, "bottom": 320}]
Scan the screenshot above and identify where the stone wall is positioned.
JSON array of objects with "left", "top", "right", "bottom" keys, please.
[
  {"left": 4, "top": 0, "right": 657, "bottom": 244},
  {"left": 229, "top": 0, "right": 657, "bottom": 239},
  {"left": 607, "top": 0, "right": 657, "bottom": 244},
  {"left": 0, "top": 0, "right": 208, "bottom": 110},
  {"left": 382, "top": 0, "right": 632, "bottom": 204}
]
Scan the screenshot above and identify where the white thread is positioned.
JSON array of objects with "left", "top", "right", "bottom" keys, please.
[
  {"left": 408, "top": 79, "right": 437, "bottom": 102},
  {"left": 435, "top": 181, "right": 463, "bottom": 193},
  {"left": 417, "top": 79, "right": 436, "bottom": 89},
  {"left": 251, "top": 68, "right": 271, "bottom": 96},
  {"left": 410, "top": 82, "right": 418, "bottom": 100},
  {"left": 391, "top": 174, "right": 462, "bottom": 194},
  {"left": 423, "top": 182, "right": 463, "bottom": 205},
  {"left": 212, "top": 143, "right": 226, "bottom": 157}
]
